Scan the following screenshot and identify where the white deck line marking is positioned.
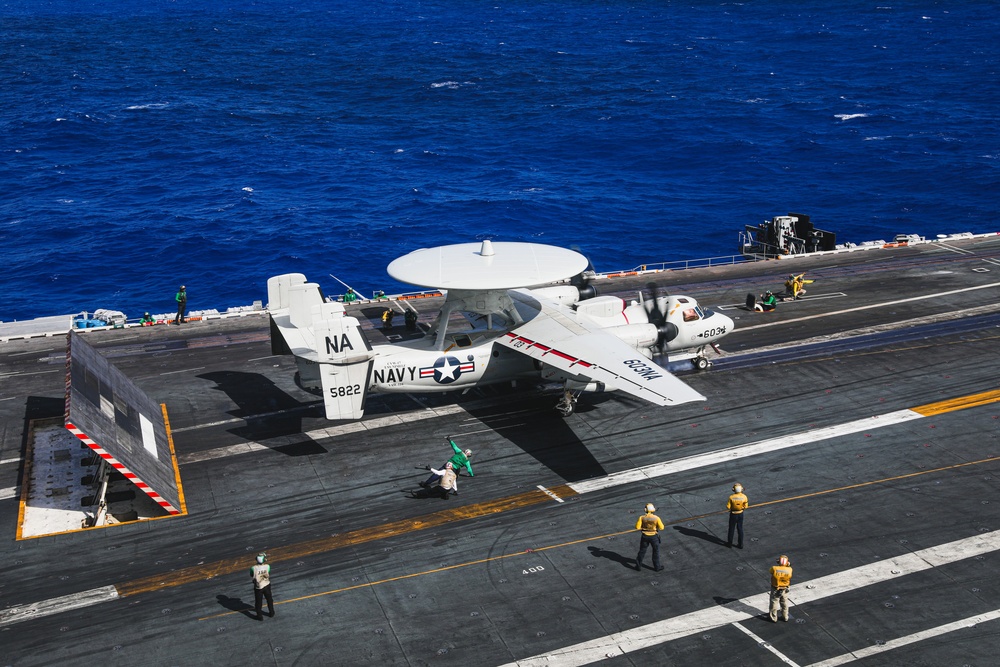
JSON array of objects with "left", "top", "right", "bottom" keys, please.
[
  {"left": 170, "top": 401, "right": 324, "bottom": 433},
  {"left": 732, "top": 622, "right": 802, "bottom": 667},
  {"left": 503, "top": 529, "right": 1000, "bottom": 667},
  {"left": 0, "top": 486, "right": 19, "bottom": 500},
  {"left": 0, "top": 370, "right": 60, "bottom": 378},
  {"left": 737, "top": 280, "right": 1000, "bottom": 331},
  {"left": 806, "top": 608, "right": 1000, "bottom": 667},
  {"left": 727, "top": 302, "right": 1000, "bottom": 360},
  {"left": 718, "top": 292, "right": 847, "bottom": 310},
  {"left": 537, "top": 485, "right": 565, "bottom": 503},
  {"left": 179, "top": 404, "right": 467, "bottom": 464},
  {"left": 934, "top": 242, "right": 975, "bottom": 255},
  {"left": 0, "top": 585, "right": 119, "bottom": 627},
  {"left": 568, "top": 409, "right": 922, "bottom": 494},
  {"left": 171, "top": 416, "right": 244, "bottom": 432},
  {"left": 0, "top": 457, "right": 21, "bottom": 465},
  {"left": 158, "top": 366, "right": 205, "bottom": 376}
]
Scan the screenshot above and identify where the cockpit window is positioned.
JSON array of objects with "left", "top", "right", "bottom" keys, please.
[{"left": 682, "top": 308, "right": 699, "bottom": 322}]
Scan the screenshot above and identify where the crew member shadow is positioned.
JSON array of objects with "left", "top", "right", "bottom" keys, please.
[
  {"left": 672, "top": 525, "right": 728, "bottom": 547},
  {"left": 587, "top": 545, "right": 635, "bottom": 570},
  {"left": 401, "top": 487, "right": 454, "bottom": 501},
  {"left": 216, "top": 594, "right": 256, "bottom": 619},
  {"left": 712, "top": 595, "right": 769, "bottom": 620}
]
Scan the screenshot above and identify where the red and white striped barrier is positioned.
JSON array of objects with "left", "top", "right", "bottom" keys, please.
[{"left": 64, "top": 423, "right": 181, "bottom": 515}]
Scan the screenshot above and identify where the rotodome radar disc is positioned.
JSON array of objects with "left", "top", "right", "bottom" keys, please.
[{"left": 387, "top": 240, "right": 589, "bottom": 290}]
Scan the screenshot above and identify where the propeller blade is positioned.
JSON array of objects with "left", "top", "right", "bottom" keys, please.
[
  {"left": 570, "top": 254, "right": 598, "bottom": 300},
  {"left": 644, "top": 282, "right": 677, "bottom": 359}
]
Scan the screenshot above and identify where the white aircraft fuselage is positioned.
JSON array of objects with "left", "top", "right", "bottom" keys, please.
[{"left": 267, "top": 241, "right": 734, "bottom": 420}]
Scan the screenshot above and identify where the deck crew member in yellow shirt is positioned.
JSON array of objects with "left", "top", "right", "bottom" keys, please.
[
  {"left": 634, "top": 503, "right": 665, "bottom": 572},
  {"left": 726, "top": 483, "right": 749, "bottom": 549},
  {"left": 769, "top": 555, "right": 793, "bottom": 622}
]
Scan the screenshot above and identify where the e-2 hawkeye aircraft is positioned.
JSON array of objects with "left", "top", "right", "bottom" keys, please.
[{"left": 267, "top": 240, "right": 734, "bottom": 419}]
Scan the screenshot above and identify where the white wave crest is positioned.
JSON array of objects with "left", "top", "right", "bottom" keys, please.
[{"left": 125, "top": 103, "right": 170, "bottom": 110}]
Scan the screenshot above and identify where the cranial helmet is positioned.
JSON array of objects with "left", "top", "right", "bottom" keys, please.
[
  {"left": 445, "top": 461, "right": 453, "bottom": 468},
  {"left": 733, "top": 483, "right": 743, "bottom": 493},
  {"left": 464, "top": 449, "right": 472, "bottom": 456},
  {"left": 766, "top": 290, "right": 773, "bottom": 296},
  {"left": 645, "top": 503, "right": 656, "bottom": 513},
  {"left": 256, "top": 553, "right": 267, "bottom": 564},
  {"left": 778, "top": 555, "right": 789, "bottom": 566}
]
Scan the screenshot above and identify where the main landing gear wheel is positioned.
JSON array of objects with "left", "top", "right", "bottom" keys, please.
[
  {"left": 692, "top": 356, "right": 710, "bottom": 371},
  {"left": 556, "top": 389, "right": 578, "bottom": 417}
]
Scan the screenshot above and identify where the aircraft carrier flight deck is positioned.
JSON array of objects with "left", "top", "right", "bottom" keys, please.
[{"left": 2, "top": 234, "right": 1000, "bottom": 666}]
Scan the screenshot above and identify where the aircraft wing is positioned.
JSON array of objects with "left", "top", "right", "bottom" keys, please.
[{"left": 498, "top": 291, "right": 706, "bottom": 407}]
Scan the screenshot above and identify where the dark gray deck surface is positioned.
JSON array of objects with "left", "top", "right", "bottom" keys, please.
[{"left": 2, "top": 236, "right": 1000, "bottom": 666}]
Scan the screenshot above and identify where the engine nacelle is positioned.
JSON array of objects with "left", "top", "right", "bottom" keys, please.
[
  {"left": 565, "top": 379, "right": 610, "bottom": 393},
  {"left": 530, "top": 284, "right": 596, "bottom": 308},
  {"left": 605, "top": 322, "right": 659, "bottom": 351}
]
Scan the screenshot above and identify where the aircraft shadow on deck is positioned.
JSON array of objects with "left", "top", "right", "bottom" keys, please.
[
  {"left": 24, "top": 396, "right": 64, "bottom": 422},
  {"left": 21, "top": 396, "right": 66, "bottom": 458},
  {"left": 198, "top": 371, "right": 327, "bottom": 456},
  {"left": 462, "top": 390, "right": 609, "bottom": 483}
]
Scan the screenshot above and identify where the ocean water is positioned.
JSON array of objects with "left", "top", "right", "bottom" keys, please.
[{"left": 2, "top": 0, "right": 997, "bottom": 322}]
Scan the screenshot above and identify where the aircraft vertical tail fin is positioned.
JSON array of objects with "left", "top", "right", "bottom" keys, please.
[
  {"left": 312, "top": 302, "right": 374, "bottom": 420},
  {"left": 266, "top": 274, "right": 374, "bottom": 420}
]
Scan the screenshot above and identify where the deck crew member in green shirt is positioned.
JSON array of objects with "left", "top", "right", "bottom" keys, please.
[
  {"left": 421, "top": 439, "right": 473, "bottom": 488},
  {"left": 174, "top": 285, "right": 187, "bottom": 324}
]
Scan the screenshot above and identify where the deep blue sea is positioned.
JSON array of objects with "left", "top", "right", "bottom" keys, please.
[{"left": 2, "top": 0, "right": 997, "bottom": 322}]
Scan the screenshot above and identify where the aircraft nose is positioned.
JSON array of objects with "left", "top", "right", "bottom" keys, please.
[{"left": 710, "top": 310, "right": 735, "bottom": 336}]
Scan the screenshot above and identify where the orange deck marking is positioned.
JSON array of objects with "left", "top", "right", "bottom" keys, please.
[
  {"left": 116, "top": 483, "right": 577, "bottom": 597},
  {"left": 911, "top": 388, "right": 1000, "bottom": 417}
]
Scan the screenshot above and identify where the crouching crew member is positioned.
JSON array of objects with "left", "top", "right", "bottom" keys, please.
[{"left": 422, "top": 439, "right": 473, "bottom": 488}]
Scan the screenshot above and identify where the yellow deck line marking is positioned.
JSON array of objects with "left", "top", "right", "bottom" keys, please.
[
  {"left": 162, "top": 404, "right": 188, "bottom": 515},
  {"left": 116, "top": 483, "right": 578, "bottom": 598},
  {"left": 125, "top": 386, "right": 1000, "bottom": 599},
  {"left": 910, "top": 388, "right": 1000, "bottom": 416},
  {"left": 198, "top": 455, "right": 1000, "bottom": 621}
]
